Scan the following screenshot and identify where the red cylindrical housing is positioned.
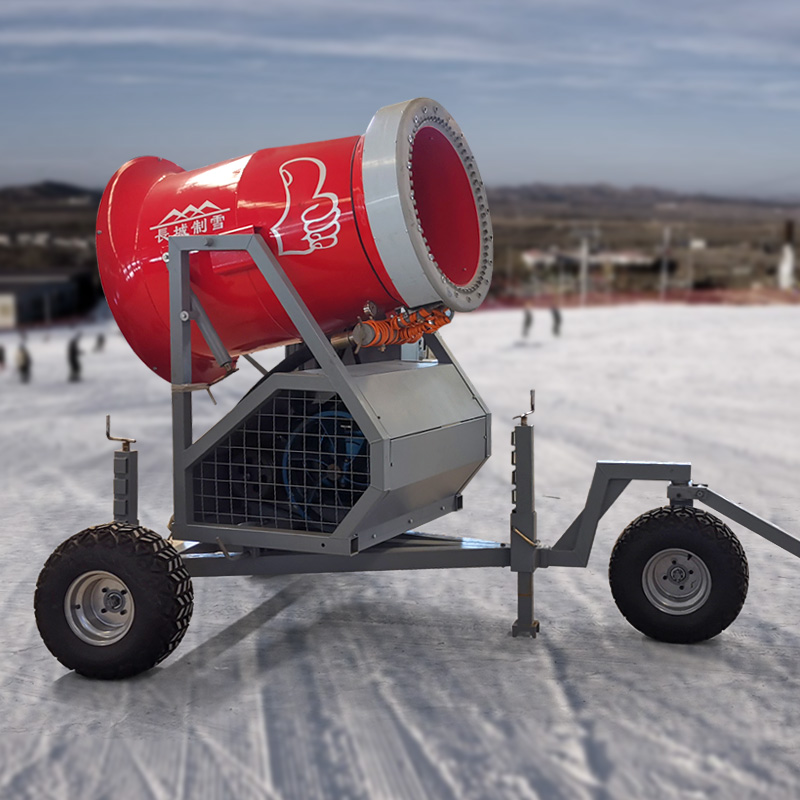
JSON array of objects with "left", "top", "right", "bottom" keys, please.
[{"left": 97, "top": 98, "right": 493, "bottom": 383}]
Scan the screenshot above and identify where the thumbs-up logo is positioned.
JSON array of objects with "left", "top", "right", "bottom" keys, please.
[{"left": 271, "top": 157, "right": 341, "bottom": 256}]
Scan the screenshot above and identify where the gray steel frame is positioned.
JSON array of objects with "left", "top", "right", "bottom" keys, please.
[
  {"left": 108, "top": 402, "right": 800, "bottom": 635},
  {"left": 111, "top": 231, "right": 800, "bottom": 638},
  {"left": 667, "top": 482, "right": 800, "bottom": 559},
  {"left": 166, "top": 233, "right": 489, "bottom": 557}
]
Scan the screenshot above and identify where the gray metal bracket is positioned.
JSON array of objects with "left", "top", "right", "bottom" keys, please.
[
  {"left": 540, "top": 461, "right": 693, "bottom": 569},
  {"left": 166, "top": 231, "right": 421, "bottom": 443},
  {"left": 667, "top": 482, "right": 800, "bottom": 559}
]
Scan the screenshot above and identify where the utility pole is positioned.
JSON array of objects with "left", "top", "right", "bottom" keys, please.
[
  {"left": 570, "top": 225, "right": 599, "bottom": 306},
  {"left": 778, "top": 219, "right": 796, "bottom": 290},
  {"left": 579, "top": 236, "right": 589, "bottom": 306},
  {"left": 659, "top": 226, "right": 671, "bottom": 301}
]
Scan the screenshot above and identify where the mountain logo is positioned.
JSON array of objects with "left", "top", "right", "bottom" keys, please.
[{"left": 150, "top": 200, "right": 231, "bottom": 231}]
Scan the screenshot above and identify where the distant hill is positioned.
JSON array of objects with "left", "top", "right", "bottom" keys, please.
[
  {"left": 0, "top": 177, "right": 797, "bottom": 239},
  {"left": 486, "top": 183, "right": 800, "bottom": 222},
  {"left": 0, "top": 181, "right": 101, "bottom": 209},
  {"left": 0, "top": 179, "right": 796, "bottom": 221}
]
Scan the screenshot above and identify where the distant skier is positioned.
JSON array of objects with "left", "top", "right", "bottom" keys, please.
[
  {"left": 0, "top": 343, "right": 5, "bottom": 370},
  {"left": 94, "top": 332, "right": 105, "bottom": 352},
  {"left": 522, "top": 305, "right": 533, "bottom": 339},
  {"left": 16, "top": 341, "right": 31, "bottom": 383},
  {"left": 68, "top": 333, "right": 83, "bottom": 382},
  {"left": 550, "top": 306, "right": 562, "bottom": 337}
]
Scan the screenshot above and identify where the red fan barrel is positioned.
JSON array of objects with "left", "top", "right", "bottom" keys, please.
[{"left": 96, "top": 98, "right": 493, "bottom": 383}]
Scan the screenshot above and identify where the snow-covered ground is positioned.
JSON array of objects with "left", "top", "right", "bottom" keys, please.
[{"left": 1, "top": 302, "right": 799, "bottom": 799}]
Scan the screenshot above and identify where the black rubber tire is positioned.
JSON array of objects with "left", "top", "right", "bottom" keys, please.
[
  {"left": 34, "top": 523, "right": 193, "bottom": 679},
  {"left": 609, "top": 506, "right": 748, "bottom": 644}
]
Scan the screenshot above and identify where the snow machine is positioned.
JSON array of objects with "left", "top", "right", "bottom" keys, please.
[{"left": 34, "top": 99, "right": 800, "bottom": 678}]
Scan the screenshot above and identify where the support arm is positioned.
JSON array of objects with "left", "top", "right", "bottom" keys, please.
[
  {"left": 542, "top": 461, "right": 692, "bottom": 568},
  {"left": 668, "top": 483, "right": 800, "bottom": 559}
]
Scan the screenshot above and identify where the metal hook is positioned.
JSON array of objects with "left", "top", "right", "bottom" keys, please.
[
  {"left": 513, "top": 390, "right": 536, "bottom": 426},
  {"left": 106, "top": 415, "right": 136, "bottom": 451}
]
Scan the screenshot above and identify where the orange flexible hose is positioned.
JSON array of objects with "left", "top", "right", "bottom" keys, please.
[{"left": 358, "top": 306, "right": 452, "bottom": 348}]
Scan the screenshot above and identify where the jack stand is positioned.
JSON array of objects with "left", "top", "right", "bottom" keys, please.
[
  {"left": 106, "top": 415, "right": 139, "bottom": 526},
  {"left": 512, "top": 571, "right": 539, "bottom": 638},
  {"left": 510, "top": 392, "right": 540, "bottom": 637}
]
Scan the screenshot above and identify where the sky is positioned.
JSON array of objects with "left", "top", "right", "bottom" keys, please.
[{"left": 1, "top": 0, "right": 800, "bottom": 196}]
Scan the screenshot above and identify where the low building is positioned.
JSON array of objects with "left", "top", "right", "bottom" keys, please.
[
  {"left": 521, "top": 247, "right": 673, "bottom": 294},
  {"left": 0, "top": 272, "right": 96, "bottom": 329}
]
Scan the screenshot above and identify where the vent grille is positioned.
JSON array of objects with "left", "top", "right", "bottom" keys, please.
[{"left": 193, "top": 390, "right": 370, "bottom": 533}]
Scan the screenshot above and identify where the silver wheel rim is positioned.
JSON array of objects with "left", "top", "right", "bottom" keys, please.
[
  {"left": 642, "top": 548, "right": 711, "bottom": 616},
  {"left": 64, "top": 570, "right": 135, "bottom": 646}
]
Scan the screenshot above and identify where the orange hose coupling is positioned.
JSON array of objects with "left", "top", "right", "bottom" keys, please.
[{"left": 350, "top": 306, "right": 453, "bottom": 349}]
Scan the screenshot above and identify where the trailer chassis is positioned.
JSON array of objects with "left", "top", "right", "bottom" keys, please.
[{"left": 35, "top": 232, "right": 800, "bottom": 680}]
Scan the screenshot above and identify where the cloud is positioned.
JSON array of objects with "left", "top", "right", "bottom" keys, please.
[
  {"left": 655, "top": 33, "right": 800, "bottom": 67},
  {"left": 0, "top": 0, "right": 470, "bottom": 26},
  {"left": 2, "top": 1, "right": 799, "bottom": 118},
  {"left": 0, "top": 25, "right": 641, "bottom": 70}
]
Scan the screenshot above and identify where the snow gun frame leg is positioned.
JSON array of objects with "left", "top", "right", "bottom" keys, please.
[
  {"left": 106, "top": 415, "right": 138, "bottom": 526},
  {"left": 509, "top": 399, "right": 540, "bottom": 637}
]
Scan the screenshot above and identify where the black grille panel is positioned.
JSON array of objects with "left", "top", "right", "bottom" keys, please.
[{"left": 193, "top": 390, "right": 370, "bottom": 533}]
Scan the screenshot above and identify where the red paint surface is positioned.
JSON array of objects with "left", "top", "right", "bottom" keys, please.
[
  {"left": 97, "top": 136, "right": 401, "bottom": 383},
  {"left": 97, "top": 123, "right": 484, "bottom": 384},
  {"left": 410, "top": 126, "right": 481, "bottom": 287}
]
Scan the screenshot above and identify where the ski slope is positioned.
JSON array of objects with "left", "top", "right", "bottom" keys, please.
[{"left": 1, "top": 302, "right": 799, "bottom": 799}]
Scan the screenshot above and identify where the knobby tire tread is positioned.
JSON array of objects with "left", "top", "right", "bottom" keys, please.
[
  {"left": 608, "top": 506, "right": 748, "bottom": 643},
  {"left": 35, "top": 523, "right": 193, "bottom": 679}
]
